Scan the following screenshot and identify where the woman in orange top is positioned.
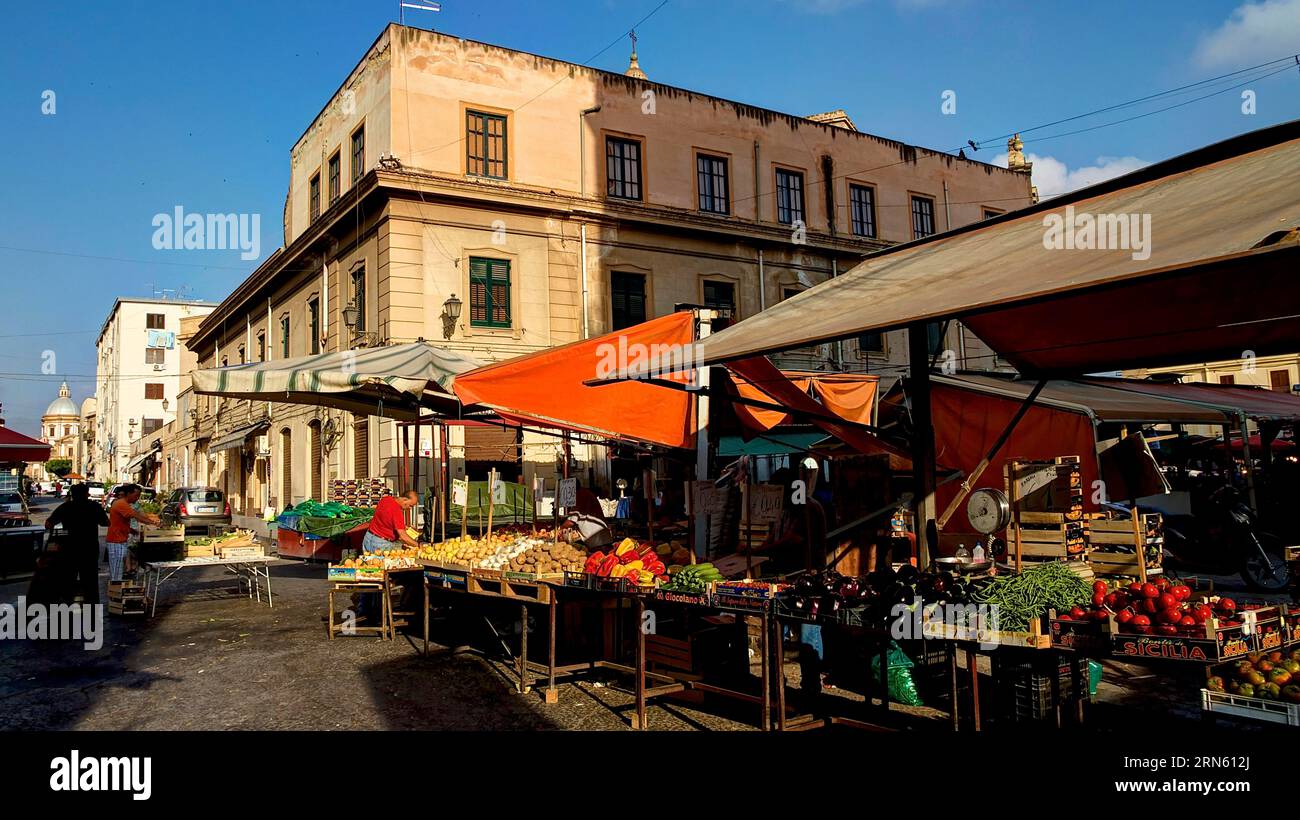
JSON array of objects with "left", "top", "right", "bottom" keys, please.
[{"left": 106, "top": 484, "right": 160, "bottom": 581}]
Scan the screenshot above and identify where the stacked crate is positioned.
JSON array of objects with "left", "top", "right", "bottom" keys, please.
[
  {"left": 1086, "top": 512, "right": 1163, "bottom": 582},
  {"left": 328, "top": 478, "right": 392, "bottom": 507},
  {"left": 1004, "top": 457, "right": 1085, "bottom": 569},
  {"left": 107, "top": 581, "right": 147, "bottom": 616}
]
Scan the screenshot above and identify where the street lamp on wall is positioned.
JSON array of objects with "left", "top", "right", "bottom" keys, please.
[
  {"left": 342, "top": 301, "right": 359, "bottom": 333},
  {"left": 441, "top": 293, "right": 462, "bottom": 340}
]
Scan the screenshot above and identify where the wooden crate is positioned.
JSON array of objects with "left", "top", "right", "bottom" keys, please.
[
  {"left": 219, "top": 544, "right": 264, "bottom": 559},
  {"left": 142, "top": 527, "right": 185, "bottom": 543}
]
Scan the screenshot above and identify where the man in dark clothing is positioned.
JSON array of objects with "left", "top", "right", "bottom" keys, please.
[{"left": 46, "top": 483, "right": 109, "bottom": 604}]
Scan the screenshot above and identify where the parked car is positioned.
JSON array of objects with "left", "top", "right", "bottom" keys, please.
[
  {"left": 85, "top": 481, "right": 106, "bottom": 502},
  {"left": 161, "top": 487, "right": 231, "bottom": 532},
  {"left": 0, "top": 491, "right": 31, "bottom": 524}
]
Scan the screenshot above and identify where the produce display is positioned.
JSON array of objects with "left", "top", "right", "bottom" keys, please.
[
  {"left": 582, "top": 538, "right": 668, "bottom": 587},
  {"left": 420, "top": 533, "right": 530, "bottom": 566},
  {"left": 1058, "top": 575, "right": 1247, "bottom": 636},
  {"left": 780, "top": 565, "right": 989, "bottom": 623},
  {"left": 1207, "top": 648, "right": 1300, "bottom": 702},
  {"left": 970, "top": 562, "right": 1093, "bottom": 631},
  {"left": 336, "top": 547, "right": 422, "bottom": 571},
  {"left": 661, "top": 563, "right": 723, "bottom": 593},
  {"left": 506, "top": 541, "right": 589, "bottom": 575},
  {"left": 135, "top": 499, "right": 162, "bottom": 516}
]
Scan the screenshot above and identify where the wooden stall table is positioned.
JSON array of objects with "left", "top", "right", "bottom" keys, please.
[{"left": 327, "top": 575, "right": 392, "bottom": 640}]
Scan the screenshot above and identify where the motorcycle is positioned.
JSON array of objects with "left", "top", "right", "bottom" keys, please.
[{"left": 1108, "top": 484, "right": 1289, "bottom": 591}]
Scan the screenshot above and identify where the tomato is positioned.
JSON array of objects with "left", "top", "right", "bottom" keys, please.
[
  {"left": 1206, "top": 676, "right": 1226, "bottom": 693},
  {"left": 1116, "top": 607, "right": 1135, "bottom": 625},
  {"left": 1269, "top": 668, "right": 1292, "bottom": 687},
  {"left": 1131, "top": 614, "right": 1151, "bottom": 634},
  {"left": 1157, "top": 592, "right": 1178, "bottom": 611},
  {"left": 1170, "top": 584, "right": 1192, "bottom": 602},
  {"left": 1068, "top": 606, "right": 1086, "bottom": 620},
  {"left": 1128, "top": 582, "right": 1145, "bottom": 597},
  {"left": 1267, "top": 651, "right": 1284, "bottom": 664},
  {"left": 1217, "top": 597, "right": 1237, "bottom": 613},
  {"left": 1142, "top": 598, "right": 1159, "bottom": 615},
  {"left": 1191, "top": 604, "right": 1213, "bottom": 623},
  {"left": 1092, "top": 591, "right": 1106, "bottom": 607},
  {"left": 1178, "top": 615, "right": 1197, "bottom": 628},
  {"left": 1092, "top": 580, "right": 1108, "bottom": 594},
  {"left": 1104, "top": 592, "right": 1122, "bottom": 609},
  {"left": 1155, "top": 624, "right": 1179, "bottom": 636},
  {"left": 1282, "top": 685, "right": 1300, "bottom": 704},
  {"left": 1140, "top": 583, "right": 1159, "bottom": 599}
]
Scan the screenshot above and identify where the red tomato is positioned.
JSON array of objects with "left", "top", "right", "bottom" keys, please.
[
  {"left": 1104, "top": 592, "right": 1122, "bottom": 609},
  {"left": 1155, "top": 624, "right": 1179, "bottom": 636},
  {"left": 1092, "top": 580, "right": 1108, "bottom": 594},
  {"left": 1155, "top": 577, "right": 1171, "bottom": 590},
  {"left": 1128, "top": 582, "right": 1145, "bottom": 597},
  {"left": 1068, "top": 606, "right": 1086, "bottom": 620},
  {"left": 1141, "top": 583, "right": 1159, "bottom": 599},
  {"left": 1131, "top": 614, "right": 1152, "bottom": 634},
  {"left": 1217, "top": 597, "right": 1237, "bottom": 614},
  {"left": 1178, "top": 615, "right": 1197, "bottom": 627},
  {"left": 1160, "top": 608, "right": 1183, "bottom": 625},
  {"left": 1191, "top": 604, "right": 1213, "bottom": 623},
  {"left": 1157, "top": 592, "right": 1178, "bottom": 611},
  {"left": 1142, "top": 598, "right": 1159, "bottom": 615},
  {"left": 1092, "top": 591, "right": 1106, "bottom": 607},
  {"left": 1171, "top": 585, "right": 1192, "bottom": 602},
  {"left": 1116, "top": 607, "right": 1135, "bottom": 624}
]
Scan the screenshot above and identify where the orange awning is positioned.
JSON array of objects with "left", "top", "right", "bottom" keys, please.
[{"left": 453, "top": 313, "right": 697, "bottom": 449}]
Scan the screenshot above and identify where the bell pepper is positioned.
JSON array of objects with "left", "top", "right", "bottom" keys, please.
[
  {"left": 598, "top": 554, "right": 619, "bottom": 577},
  {"left": 624, "top": 568, "right": 641, "bottom": 585},
  {"left": 615, "top": 538, "right": 636, "bottom": 557}
]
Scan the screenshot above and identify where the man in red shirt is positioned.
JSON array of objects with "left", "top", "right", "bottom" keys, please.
[{"left": 362, "top": 490, "right": 421, "bottom": 553}]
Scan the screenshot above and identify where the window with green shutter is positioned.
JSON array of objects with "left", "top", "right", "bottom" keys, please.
[
  {"left": 469, "top": 257, "right": 511, "bottom": 328},
  {"left": 466, "top": 111, "right": 508, "bottom": 179},
  {"left": 610, "top": 272, "right": 646, "bottom": 330}
]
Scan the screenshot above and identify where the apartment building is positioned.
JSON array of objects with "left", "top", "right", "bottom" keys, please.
[
  {"left": 94, "top": 298, "right": 215, "bottom": 482},
  {"left": 186, "top": 24, "right": 1035, "bottom": 514}
]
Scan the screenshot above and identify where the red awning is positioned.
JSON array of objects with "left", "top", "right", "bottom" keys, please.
[
  {"left": 453, "top": 313, "right": 697, "bottom": 449},
  {"left": 0, "top": 426, "right": 52, "bottom": 463}
]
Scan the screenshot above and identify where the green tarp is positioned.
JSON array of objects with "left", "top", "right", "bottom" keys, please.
[{"left": 450, "top": 480, "right": 535, "bottom": 528}]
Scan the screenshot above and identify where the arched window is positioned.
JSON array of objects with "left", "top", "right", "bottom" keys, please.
[
  {"left": 280, "top": 428, "right": 293, "bottom": 507},
  {"left": 308, "top": 420, "right": 322, "bottom": 501}
]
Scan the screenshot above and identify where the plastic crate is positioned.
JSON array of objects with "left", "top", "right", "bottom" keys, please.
[
  {"left": 1201, "top": 689, "right": 1300, "bottom": 726},
  {"left": 998, "top": 660, "right": 1080, "bottom": 724}
]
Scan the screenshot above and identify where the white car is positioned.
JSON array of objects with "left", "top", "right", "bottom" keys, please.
[
  {"left": 85, "top": 482, "right": 106, "bottom": 501},
  {"left": 0, "top": 491, "right": 30, "bottom": 518}
]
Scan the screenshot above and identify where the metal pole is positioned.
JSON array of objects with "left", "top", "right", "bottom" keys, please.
[
  {"left": 908, "top": 321, "right": 937, "bottom": 568},
  {"left": 693, "top": 309, "right": 714, "bottom": 559}
]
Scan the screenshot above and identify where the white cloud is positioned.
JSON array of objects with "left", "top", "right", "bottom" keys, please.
[
  {"left": 989, "top": 152, "right": 1150, "bottom": 198},
  {"left": 1194, "top": 0, "right": 1300, "bottom": 68}
]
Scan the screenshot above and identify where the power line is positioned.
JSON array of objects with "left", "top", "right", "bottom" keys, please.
[{"left": 0, "top": 244, "right": 253, "bottom": 271}]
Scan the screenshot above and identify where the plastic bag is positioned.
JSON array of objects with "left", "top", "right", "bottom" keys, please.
[{"left": 870, "top": 640, "right": 924, "bottom": 707}]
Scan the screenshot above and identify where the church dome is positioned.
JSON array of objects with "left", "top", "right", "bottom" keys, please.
[{"left": 44, "top": 382, "right": 79, "bottom": 418}]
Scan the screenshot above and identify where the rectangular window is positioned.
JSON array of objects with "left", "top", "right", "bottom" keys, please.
[
  {"left": 257, "top": 332, "right": 265, "bottom": 362},
  {"left": 328, "top": 152, "right": 341, "bottom": 204},
  {"left": 144, "top": 348, "right": 165, "bottom": 365},
  {"left": 849, "top": 184, "right": 877, "bottom": 238},
  {"left": 309, "top": 172, "right": 321, "bottom": 222},
  {"left": 142, "top": 418, "right": 163, "bottom": 436},
  {"left": 857, "top": 332, "right": 884, "bottom": 354},
  {"left": 610, "top": 272, "right": 647, "bottom": 330},
  {"left": 775, "top": 168, "right": 805, "bottom": 225},
  {"left": 697, "top": 153, "right": 729, "bottom": 214},
  {"left": 144, "top": 383, "right": 164, "bottom": 400},
  {"left": 469, "top": 257, "right": 511, "bottom": 329},
  {"left": 466, "top": 110, "right": 507, "bottom": 179},
  {"left": 237, "top": 345, "right": 245, "bottom": 365},
  {"left": 1219, "top": 374, "right": 1236, "bottom": 385},
  {"left": 1270, "top": 369, "right": 1292, "bottom": 393},
  {"left": 308, "top": 298, "right": 320, "bottom": 355},
  {"left": 605, "top": 136, "right": 643, "bottom": 200},
  {"left": 280, "top": 315, "right": 290, "bottom": 358},
  {"left": 353, "top": 413, "right": 369, "bottom": 477},
  {"left": 146, "top": 313, "right": 165, "bottom": 330},
  {"left": 351, "top": 266, "right": 366, "bottom": 332},
  {"left": 350, "top": 125, "right": 365, "bottom": 183},
  {"left": 703, "top": 280, "right": 735, "bottom": 316},
  {"left": 912, "top": 195, "right": 936, "bottom": 238}
]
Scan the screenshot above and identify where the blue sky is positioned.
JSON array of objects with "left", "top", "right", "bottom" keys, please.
[{"left": 1, "top": 0, "right": 1297, "bottom": 435}]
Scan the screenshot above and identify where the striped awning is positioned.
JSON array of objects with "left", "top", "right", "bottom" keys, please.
[
  {"left": 191, "top": 342, "right": 484, "bottom": 420},
  {"left": 208, "top": 420, "right": 270, "bottom": 454}
]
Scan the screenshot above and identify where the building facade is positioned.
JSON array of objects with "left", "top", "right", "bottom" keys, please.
[
  {"left": 94, "top": 298, "right": 215, "bottom": 483},
  {"left": 31, "top": 382, "right": 82, "bottom": 481},
  {"left": 186, "top": 24, "right": 1035, "bottom": 517}
]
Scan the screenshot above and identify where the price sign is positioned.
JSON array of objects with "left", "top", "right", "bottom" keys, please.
[
  {"left": 451, "top": 479, "right": 468, "bottom": 507},
  {"left": 747, "top": 484, "right": 784, "bottom": 525},
  {"left": 692, "top": 482, "right": 726, "bottom": 517},
  {"left": 491, "top": 474, "right": 507, "bottom": 505},
  {"left": 558, "top": 478, "right": 578, "bottom": 510}
]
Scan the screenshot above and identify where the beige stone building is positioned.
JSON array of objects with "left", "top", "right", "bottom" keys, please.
[
  {"left": 185, "top": 24, "right": 1034, "bottom": 521},
  {"left": 1126, "top": 354, "right": 1300, "bottom": 436}
]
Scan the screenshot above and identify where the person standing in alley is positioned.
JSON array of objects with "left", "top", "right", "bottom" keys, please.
[
  {"left": 45, "top": 483, "right": 110, "bottom": 603},
  {"left": 106, "top": 484, "right": 159, "bottom": 582}
]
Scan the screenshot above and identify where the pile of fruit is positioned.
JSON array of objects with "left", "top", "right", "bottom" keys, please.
[
  {"left": 661, "top": 563, "right": 723, "bottom": 593},
  {"left": 421, "top": 534, "right": 529, "bottom": 566},
  {"left": 506, "top": 541, "right": 589, "bottom": 575},
  {"left": 337, "top": 548, "right": 421, "bottom": 571},
  {"left": 1207, "top": 649, "right": 1300, "bottom": 702},
  {"left": 583, "top": 538, "right": 668, "bottom": 587},
  {"left": 1059, "top": 576, "right": 1242, "bottom": 636}
]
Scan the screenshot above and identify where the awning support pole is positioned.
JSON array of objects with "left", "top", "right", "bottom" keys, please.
[
  {"left": 1239, "top": 413, "right": 1258, "bottom": 512},
  {"left": 693, "top": 309, "right": 714, "bottom": 559},
  {"left": 936, "top": 378, "right": 1047, "bottom": 529},
  {"left": 907, "top": 321, "right": 937, "bottom": 568}
]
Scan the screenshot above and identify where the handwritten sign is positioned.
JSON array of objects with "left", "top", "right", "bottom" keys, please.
[
  {"left": 491, "top": 474, "right": 507, "bottom": 505},
  {"left": 558, "top": 478, "right": 578, "bottom": 510},
  {"left": 747, "top": 484, "right": 784, "bottom": 525},
  {"left": 691, "top": 481, "right": 726, "bottom": 517},
  {"left": 451, "top": 479, "right": 468, "bottom": 507}
]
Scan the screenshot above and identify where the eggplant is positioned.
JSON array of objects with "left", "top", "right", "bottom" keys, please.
[
  {"left": 837, "top": 577, "right": 860, "bottom": 598},
  {"left": 896, "top": 564, "right": 919, "bottom": 584},
  {"left": 821, "top": 595, "right": 841, "bottom": 615}
]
